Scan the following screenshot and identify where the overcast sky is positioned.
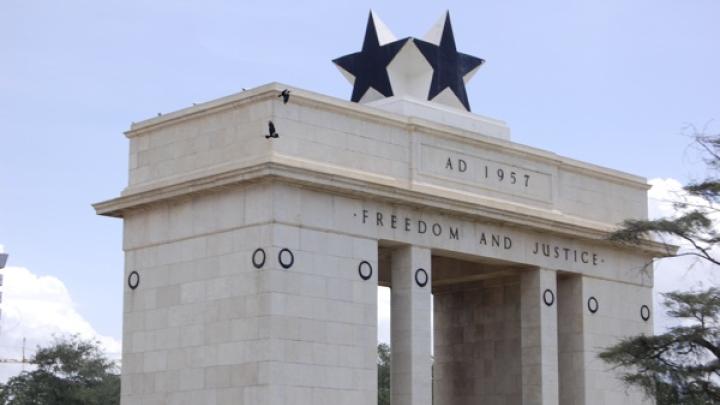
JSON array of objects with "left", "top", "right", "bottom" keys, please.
[{"left": 1, "top": 0, "right": 719, "bottom": 370}]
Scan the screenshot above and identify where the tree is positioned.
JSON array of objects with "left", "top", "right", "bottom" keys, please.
[
  {"left": 601, "top": 129, "right": 720, "bottom": 404},
  {"left": 0, "top": 336, "right": 120, "bottom": 405},
  {"left": 378, "top": 343, "right": 390, "bottom": 405},
  {"left": 599, "top": 289, "right": 720, "bottom": 404},
  {"left": 609, "top": 130, "right": 720, "bottom": 265}
]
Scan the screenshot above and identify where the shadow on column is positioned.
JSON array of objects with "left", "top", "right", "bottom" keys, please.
[{"left": 431, "top": 254, "right": 529, "bottom": 405}]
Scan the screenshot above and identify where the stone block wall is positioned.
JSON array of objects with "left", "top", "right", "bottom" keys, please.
[
  {"left": 557, "top": 275, "right": 654, "bottom": 405},
  {"left": 120, "top": 183, "right": 378, "bottom": 404},
  {"left": 433, "top": 277, "right": 522, "bottom": 405}
]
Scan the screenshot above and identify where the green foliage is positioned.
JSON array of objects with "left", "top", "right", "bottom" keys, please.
[
  {"left": 610, "top": 211, "right": 720, "bottom": 265},
  {"left": 608, "top": 130, "right": 720, "bottom": 267},
  {"left": 0, "top": 336, "right": 120, "bottom": 405},
  {"left": 378, "top": 343, "right": 390, "bottom": 405},
  {"left": 601, "top": 130, "right": 720, "bottom": 403},
  {"left": 599, "top": 289, "right": 720, "bottom": 404}
]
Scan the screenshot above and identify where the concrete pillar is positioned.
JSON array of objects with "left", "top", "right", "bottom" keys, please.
[
  {"left": 521, "top": 268, "right": 559, "bottom": 405},
  {"left": 391, "top": 245, "right": 432, "bottom": 405}
]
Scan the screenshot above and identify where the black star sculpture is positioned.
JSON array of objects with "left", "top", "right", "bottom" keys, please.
[
  {"left": 333, "top": 12, "right": 409, "bottom": 102},
  {"left": 414, "top": 13, "right": 485, "bottom": 111}
]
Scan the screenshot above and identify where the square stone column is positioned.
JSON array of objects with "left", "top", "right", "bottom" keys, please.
[
  {"left": 521, "top": 268, "right": 559, "bottom": 405},
  {"left": 557, "top": 275, "right": 586, "bottom": 405},
  {"left": 391, "top": 246, "right": 432, "bottom": 405}
]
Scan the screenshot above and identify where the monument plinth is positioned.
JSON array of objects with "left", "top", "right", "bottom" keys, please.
[{"left": 95, "top": 11, "right": 666, "bottom": 405}]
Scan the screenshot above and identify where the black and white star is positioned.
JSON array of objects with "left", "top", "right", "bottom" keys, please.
[
  {"left": 414, "top": 12, "right": 484, "bottom": 111},
  {"left": 333, "top": 11, "right": 485, "bottom": 112},
  {"left": 332, "top": 12, "right": 409, "bottom": 103}
]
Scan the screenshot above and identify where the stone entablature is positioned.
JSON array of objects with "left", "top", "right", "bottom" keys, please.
[
  {"left": 115, "top": 182, "right": 652, "bottom": 287},
  {"left": 97, "top": 83, "right": 659, "bottom": 255}
]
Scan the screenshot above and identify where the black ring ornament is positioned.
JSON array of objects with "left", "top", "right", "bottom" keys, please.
[
  {"left": 128, "top": 271, "right": 140, "bottom": 290},
  {"left": 358, "top": 261, "right": 373, "bottom": 281},
  {"left": 278, "top": 248, "right": 294, "bottom": 269},
  {"left": 588, "top": 296, "right": 599, "bottom": 314},
  {"left": 641, "top": 305, "right": 651, "bottom": 321},
  {"left": 415, "top": 268, "right": 429, "bottom": 287},
  {"left": 252, "top": 248, "right": 266, "bottom": 269},
  {"left": 543, "top": 289, "right": 555, "bottom": 306}
]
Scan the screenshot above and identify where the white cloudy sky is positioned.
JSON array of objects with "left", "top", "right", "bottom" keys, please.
[
  {"left": 646, "top": 178, "right": 720, "bottom": 332},
  {"left": 0, "top": 246, "right": 120, "bottom": 381},
  {"left": 3, "top": 0, "right": 718, "bottom": 352}
]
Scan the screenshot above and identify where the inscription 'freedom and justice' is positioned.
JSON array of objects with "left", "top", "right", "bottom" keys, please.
[{"left": 358, "top": 209, "right": 603, "bottom": 267}]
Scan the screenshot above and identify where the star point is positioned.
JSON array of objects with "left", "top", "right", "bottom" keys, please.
[
  {"left": 332, "top": 12, "right": 409, "bottom": 102},
  {"left": 414, "top": 13, "right": 484, "bottom": 111}
]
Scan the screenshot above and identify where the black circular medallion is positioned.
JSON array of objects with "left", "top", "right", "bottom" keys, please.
[
  {"left": 128, "top": 271, "right": 140, "bottom": 290},
  {"left": 543, "top": 289, "right": 555, "bottom": 306},
  {"left": 252, "top": 248, "right": 266, "bottom": 269},
  {"left": 588, "top": 296, "right": 599, "bottom": 314},
  {"left": 415, "top": 268, "right": 429, "bottom": 287},
  {"left": 278, "top": 248, "right": 294, "bottom": 269},
  {"left": 358, "top": 261, "right": 373, "bottom": 281},
  {"left": 641, "top": 305, "right": 651, "bottom": 321}
]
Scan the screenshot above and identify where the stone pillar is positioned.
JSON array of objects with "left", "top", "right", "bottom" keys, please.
[
  {"left": 521, "top": 268, "right": 559, "bottom": 405},
  {"left": 391, "top": 246, "right": 432, "bottom": 405},
  {"left": 557, "top": 275, "right": 586, "bottom": 405}
]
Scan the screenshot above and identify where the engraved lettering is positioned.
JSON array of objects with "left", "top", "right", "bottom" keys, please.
[
  {"left": 418, "top": 220, "right": 427, "bottom": 234},
  {"left": 358, "top": 209, "right": 603, "bottom": 268},
  {"left": 449, "top": 226, "right": 460, "bottom": 240},
  {"left": 542, "top": 244, "right": 550, "bottom": 257},
  {"left": 581, "top": 251, "right": 589, "bottom": 263}
]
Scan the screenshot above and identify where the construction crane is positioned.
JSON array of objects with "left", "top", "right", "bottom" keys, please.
[
  {"left": 0, "top": 251, "right": 7, "bottom": 322},
  {"left": 0, "top": 338, "right": 31, "bottom": 370}
]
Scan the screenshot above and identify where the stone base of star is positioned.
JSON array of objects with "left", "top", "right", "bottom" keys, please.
[{"left": 367, "top": 96, "right": 510, "bottom": 140}]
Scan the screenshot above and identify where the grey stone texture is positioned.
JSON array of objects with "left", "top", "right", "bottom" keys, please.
[{"left": 434, "top": 278, "right": 522, "bottom": 405}]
